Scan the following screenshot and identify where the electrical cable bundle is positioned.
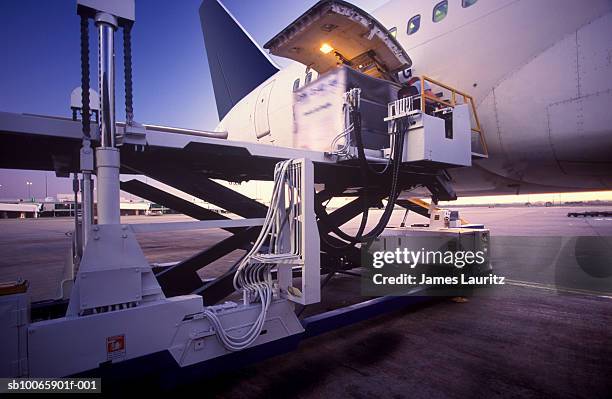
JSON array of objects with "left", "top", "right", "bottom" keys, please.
[
  {"left": 329, "top": 120, "right": 354, "bottom": 157},
  {"left": 205, "top": 160, "right": 298, "bottom": 351},
  {"left": 317, "top": 89, "right": 409, "bottom": 245}
]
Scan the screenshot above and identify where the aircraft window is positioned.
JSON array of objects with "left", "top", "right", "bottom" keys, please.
[
  {"left": 292, "top": 78, "right": 300, "bottom": 92},
  {"left": 462, "top": 0, "right": 477, "bottom": 7},
  {"left": 305, "top": 72, "right": 313, "bottom": 84},
  {"left": 388, "top": 27, "right": 397, "bottom": 38},
  {"left": 433, "top": 1, "right": 448, "bottom": 23},
  {"left": 407, "top": 15, "right": 421, "bottom": 35}
]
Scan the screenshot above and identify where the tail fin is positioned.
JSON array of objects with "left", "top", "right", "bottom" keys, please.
[{"left": 199, "top": 0, "right": 279, "bottom": 120}]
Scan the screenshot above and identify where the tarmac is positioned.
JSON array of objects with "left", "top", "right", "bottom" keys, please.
[{"left": 1, "top": 206, "right": 611, "bottom": 397}]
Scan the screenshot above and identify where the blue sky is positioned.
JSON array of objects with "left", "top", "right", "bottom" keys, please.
[{"left": 0, "top": 0, "right": 387, "bottom": 199}]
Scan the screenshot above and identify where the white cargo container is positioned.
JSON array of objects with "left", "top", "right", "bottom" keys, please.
[{"left": 292, "top": 66, "right": 399, "bottom": 154}]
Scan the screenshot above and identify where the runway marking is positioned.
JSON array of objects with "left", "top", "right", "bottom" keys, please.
[{"left": 505, "top": 279, "right": 612, "bottom": 300}]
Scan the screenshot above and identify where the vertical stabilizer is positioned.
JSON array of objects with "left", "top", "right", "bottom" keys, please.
[{"left": 199, "top": 0, "right": 279, "bottom": 120}]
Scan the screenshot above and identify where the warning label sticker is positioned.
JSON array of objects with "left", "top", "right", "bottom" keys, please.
[{"left": 106, "top": 335, "right": 126, "bottom": 361}]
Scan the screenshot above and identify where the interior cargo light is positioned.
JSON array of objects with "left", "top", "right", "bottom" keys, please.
[{"left": 319, "top": 43, "right": 334, "bottom": 54}]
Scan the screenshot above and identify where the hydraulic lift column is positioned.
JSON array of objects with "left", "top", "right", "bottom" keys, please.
[{"left": 95, "top": 12, "right": 121, "bottom": 225}]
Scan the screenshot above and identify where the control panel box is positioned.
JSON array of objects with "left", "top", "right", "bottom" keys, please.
[{"left": 401, "top": 105, "right": 472, "bottom": 167}]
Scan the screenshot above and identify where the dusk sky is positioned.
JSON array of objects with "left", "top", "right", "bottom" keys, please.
[
  {"left": 1, "top": 1, "right": 610, "bottom": 204},
  {"left": 0, "top": 0, "right": 386, "bottom": 199}
]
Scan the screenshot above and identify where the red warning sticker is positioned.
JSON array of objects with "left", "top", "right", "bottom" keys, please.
[{"left": 106, "top": 334, "right": 126, "bottom": 361}]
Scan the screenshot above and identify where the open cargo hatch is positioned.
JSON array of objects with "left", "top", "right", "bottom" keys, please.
[{"left": 264, "top": 0, "right": 411, "bottom": 82}]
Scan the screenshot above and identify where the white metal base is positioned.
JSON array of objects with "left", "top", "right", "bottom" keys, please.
[
  {"left": 27, "top": 296, "right": 303, "bottom": 377},
  {"left": 66, "top": 224, "right": 165, "bottom": 316},
  {"left": 168, "top": 299, "right": 303, "bottom": 367}
]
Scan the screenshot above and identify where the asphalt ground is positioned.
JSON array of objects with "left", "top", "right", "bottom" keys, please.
[{"left": 0, "top": 206, "right": 611, "bottom": 397}]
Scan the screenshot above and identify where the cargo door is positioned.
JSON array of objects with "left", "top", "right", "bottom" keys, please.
[
  {"left": 255, "top": 80, "right": 275, "bottom": 139},
  {"left": 264, "top": 0, "right": 411, "bottom": 81}
]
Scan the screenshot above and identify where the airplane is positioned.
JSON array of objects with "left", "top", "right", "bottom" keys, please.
[
  {"left": 2, "top": 0, "right": 610, "bottom": 200},
  {"left": 199, "top": 0, "right": 612, "bottom": 196}
]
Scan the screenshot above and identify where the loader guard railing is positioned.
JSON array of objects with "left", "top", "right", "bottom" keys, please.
[{"left": 419, "top": 75, "right": 488, "bottom": 158}]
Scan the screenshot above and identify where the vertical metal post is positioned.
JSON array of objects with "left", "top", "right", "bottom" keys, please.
[
  {"left": 81, "top": 170, "right": 93, "bottom": 241},
  {"left": 79, "top": 136, "right": 94, "bottom": 247},
  {"left": 420, "top": 76, "right": 425, "bottom": 112},
  {"left": 95, "top": 12, "right": 121, "bottom": 225},
  {"left": 97, "top": 13, "right": 116, "bottom": 149},
  {"left": 72, "top": 173, "right": 82, "bottom": 257}
]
